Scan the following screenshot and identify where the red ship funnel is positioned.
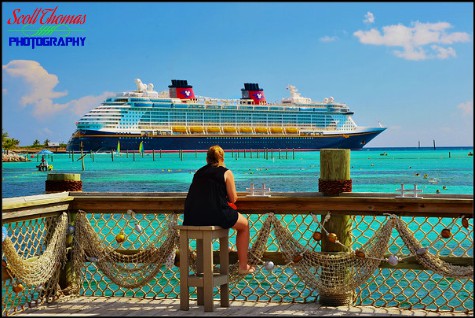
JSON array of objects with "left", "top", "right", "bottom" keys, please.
[
  {"left": 169, "top": 80, "right": 196, "bottom": 100},
  {"left": 241, "top": 83, "right": 266, "bottom": 105}
]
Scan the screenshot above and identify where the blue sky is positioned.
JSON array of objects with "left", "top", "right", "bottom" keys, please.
[{"left": 2, "top": 2, "right": 473, "bottom": 147}]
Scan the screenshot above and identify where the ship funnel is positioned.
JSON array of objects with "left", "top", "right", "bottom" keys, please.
[
  {"left": 168, "top": 79, "right": 196, "bottom": 100},
  {"left": 241, "top": 83, "right": 266, "bottom": 105}
]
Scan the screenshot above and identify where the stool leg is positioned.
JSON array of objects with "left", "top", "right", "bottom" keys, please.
[
  {"left": 203, "top": 232, "right": 214, "bottom": 312},
  {"left": 219, "top": 234, "right": 230, "bottom": 307},
  {"left": 179, "top": 231, "right": 189, "bottom": 311},
  {"left": 196, "top": 238, "right": 204, "bottom": 305}
]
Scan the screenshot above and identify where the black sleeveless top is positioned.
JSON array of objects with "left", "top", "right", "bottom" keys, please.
[{"left": 183, "top": 164, "right": 239, "bottom": 229}]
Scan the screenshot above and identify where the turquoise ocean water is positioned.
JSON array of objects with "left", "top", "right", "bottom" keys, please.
[{"left": 2, "top": 147, "right": 473, "bottom": 198}]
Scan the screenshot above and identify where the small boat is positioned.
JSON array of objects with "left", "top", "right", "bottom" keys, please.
[
  {"left": 172, "top": 126, "right": 187, "bottom": 133},
  {"left": 285, "top": 127, "right": 298, "bottom": 134},
  {"left": 190, "top": 126, "right": 204, "bottom": 133},
  {"left": 206, "top": 126, "right": 221, "bottom": 133},
  {"left": 223, "top": 127, "right": 237, "bottom": 133},
  {"left": 255, "top": 127, "right": 269, "bottom": 134},
  {"left": 428, "top": 178, "right": 440, "bottom": 184},
  {"left": 239, "top": 127, "right": 253, "bottom": 133}
]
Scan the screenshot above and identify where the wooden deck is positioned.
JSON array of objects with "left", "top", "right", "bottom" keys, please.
[{"left": 12, "top": 296, "right": 470, "bottom": 316}]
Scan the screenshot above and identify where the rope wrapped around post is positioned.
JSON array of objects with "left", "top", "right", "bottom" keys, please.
[
  {"left": 45, "top": 173, "right": 82, "bottom": 193},
  {"left": 318, "top": 179, "right": 352, "bottom": 196}
]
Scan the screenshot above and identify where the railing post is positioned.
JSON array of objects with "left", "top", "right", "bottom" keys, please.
[
  {"left": 318, "top": 149, "right": 354, "bottom": 306},
  {"left": 43, "top": 173, "right": 82, "bottom": 294},
  {"left": 60, "top": 210, "right": 78, "bottom": 294}
]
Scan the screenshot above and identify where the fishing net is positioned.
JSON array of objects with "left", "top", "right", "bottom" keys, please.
[
  {"left": 71, "top": 210, "right": 180, "bottom": 290},
  {"left": 3, "top": 210, "right": 471, "bottom": 300},
  {"left": 393, "top": 216, "right": 473, "bottom": 278},
  {"left": 232, "top": 212, "right": 472, "bottom": 299},
  {"left": 70, "top": 210, "right": 474, "bottom": 292},
  {"left": 2, "top": 212, "right": 68, "bottom": 286}
]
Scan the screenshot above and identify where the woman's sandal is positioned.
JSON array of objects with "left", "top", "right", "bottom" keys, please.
[{"left": 238, "top": 266, "right": 256, "bottom": 275}]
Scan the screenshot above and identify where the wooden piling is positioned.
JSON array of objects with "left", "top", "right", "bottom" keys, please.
[
  {"left": 318, "top": 149, "right": 353, "bottom": 306},
  {"left": 80, "top": 143, "right": 85, "bottom": 171},
  {"left": 60, "top": 210, "right": 77, "bottom": 294},
  {"left": 45, "top": 173, "right": 82, "bottom": 193}
]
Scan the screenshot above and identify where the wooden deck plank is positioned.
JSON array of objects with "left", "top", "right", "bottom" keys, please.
[{"left": 11, "top": 296, "right": 471, "bottom": 317}]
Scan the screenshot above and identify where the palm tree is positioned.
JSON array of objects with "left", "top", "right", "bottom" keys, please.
[
  {"left": 2, "top": 137, "right": 20, "bottom": 153},
  {"left": 33, "top": 139, "right": 41, "bottom": 147},
  {"left": 2, "top": 130, "right": 20, "bottom": 153},
  {"left": 2, "top": 129, "right": 9, "bottom": 147},
  {"left": 43, "top": 139, "right": 50, "bottom": 147}
]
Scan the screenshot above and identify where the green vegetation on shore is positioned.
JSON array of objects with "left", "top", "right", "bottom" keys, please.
[{"left": 2, "top": 129, "right": 67, "bottom": 153}]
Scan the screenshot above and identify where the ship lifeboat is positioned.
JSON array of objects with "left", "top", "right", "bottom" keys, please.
[
  {"left": 190, "top": 126, "right": 204, "bottom": 133},
  {"left": 270, "top": 127, "right": 283, "bottom": 134},
  {"left": 223, "top": 127, "right": 237, "bottom": 133},
  {"left": 206, "top": 126, "right": 221, "bottom": 133},
  {"left": 239, "top": 127, "right": 253, "bottom": 133},
  {"left": 172, "top": 126, "right": 188, "bottom": 133},
  {"left": 285, "top": 127, "right": 299, "bottom": 134},
  {"left": 255, "top": 127, "right": 269, "bottom": 134}
]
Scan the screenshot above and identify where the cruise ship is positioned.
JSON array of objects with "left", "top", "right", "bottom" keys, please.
[{"left": 66, "top": 79, "right": 386, "bottom": 152}]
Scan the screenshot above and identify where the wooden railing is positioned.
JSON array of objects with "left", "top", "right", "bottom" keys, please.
[{"left": 2, "top": 191, "right": 473, "bottom": 316}]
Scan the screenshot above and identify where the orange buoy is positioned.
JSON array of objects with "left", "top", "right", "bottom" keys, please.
[
  {"left": 462, "top": 218, "right": 469, "bottom": 229},
  {"left": 312, "top": 231, "right": 322, "bottom": 241},
  {"left": 355, "top": 249, "right": 366, "bottom": 259},
  {"left": 441, "top": 228, "right": 451, "bottom": 239},
  {"left": 13, "top": 283, "right": 24, "bottom": 293},
  {"left": 327, "top": 233, "right": 338, "bottom": 243},
  {"left": 115, "top": 232, "right": 126, "bottom": 243}
]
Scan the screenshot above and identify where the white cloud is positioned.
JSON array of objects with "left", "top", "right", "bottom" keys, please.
[
  {"left": 364, "top": 12, "right": 374, "bottom": 24},
  {"left": 320, "top": 35, "right": 338, "bottom": 43},
  {"left": 2, "top": 60, "right": 114, "bottom": 118},
  {"left": 457, "top": 100, "right": 473, "bottom": 116},
  {"left": 353, "top": 21, "right": 470, "bottom": 60},
  {"left": 66, "top": 93, "right": 115, "bottom": 116},
  {"left": 431, "top": 45, "right": 456, "bottom": 59},
  {"left": 2, "top": 60, "right": 67, "bottom": 116}
]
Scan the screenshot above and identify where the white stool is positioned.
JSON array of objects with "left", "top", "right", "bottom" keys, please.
[{"left": 176, "top": 225, "right": 230, "bottom": 312}]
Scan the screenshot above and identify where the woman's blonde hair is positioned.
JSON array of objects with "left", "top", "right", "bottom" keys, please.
[{"left": 206, "top": 145, "right": 224, "bottom": 166}]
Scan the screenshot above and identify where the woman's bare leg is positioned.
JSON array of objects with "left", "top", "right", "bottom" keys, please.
[{"left": 232, "top": 212, "right": 252, "bottom": 271}]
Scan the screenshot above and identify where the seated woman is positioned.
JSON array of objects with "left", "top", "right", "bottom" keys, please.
[{"left": 184, "top": 145, "right": 254, "bottom": 274}]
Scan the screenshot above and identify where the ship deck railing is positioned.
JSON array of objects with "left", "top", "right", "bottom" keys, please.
[{"left": 2, "top": 191, "right": 473, "bottom": 316}]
